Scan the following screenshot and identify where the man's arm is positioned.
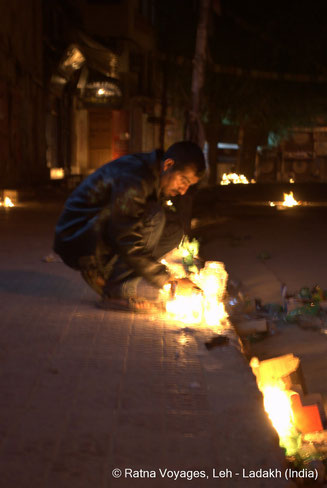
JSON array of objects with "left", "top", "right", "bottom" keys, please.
[{"left": 104, "top": 178, "right": 170, "bottom": 288}]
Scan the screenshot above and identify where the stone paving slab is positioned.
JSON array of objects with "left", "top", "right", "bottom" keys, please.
[
  {"left": 0, "top": 203, "right": 291, "bottom": 487},
  {"left": 199, "top": 208, "right": 327, "bottom": 303}
]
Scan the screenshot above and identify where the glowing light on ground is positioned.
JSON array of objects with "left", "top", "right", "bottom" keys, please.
[
  {"left": 50, "top": 168, "right": 65, "bottom": 180},
  {"left": 282, "top": 191, "right": 300, "bottom": 207},
  {"left": 250, "top": 357, "right": 301, "bottom": 456},
  {"left": 260, "top": 383, "right": 300, "bottom": 455},
  {"left": 269, "top": 192, "right": 301, "bottom": 209},
  {"left": 0, "top": 197, "right": 14, "bottom": 207},
  {"left": 165, "top": 292, "right": 204, "bottom": 324},
  {"left": 262, "top": 385, "right": 295, "bottom": 437},
  {"left": 203, "top": 299, "right": 227, "bottom": 326},
  {"left": 161, "top": 258, "right": 228, "bottom": 328},
  {"left": 220, "top": 173, "right": 250, "bottom": 185}
]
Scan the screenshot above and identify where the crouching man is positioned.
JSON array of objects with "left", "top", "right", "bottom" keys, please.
[{"left": 54, "top": 141, "right": 206, "bottom": 312}]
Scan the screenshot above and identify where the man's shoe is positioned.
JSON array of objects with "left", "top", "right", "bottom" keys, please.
[
  {"left": 81, "top": 269, "right": 105, "bottom": 296},
  {"left": 97, "top": 296, "right": 164, "bottom": 314}
]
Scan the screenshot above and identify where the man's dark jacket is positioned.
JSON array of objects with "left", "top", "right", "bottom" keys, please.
[{"left": 54, "top": 150, "right": 170, "bottom": 288}]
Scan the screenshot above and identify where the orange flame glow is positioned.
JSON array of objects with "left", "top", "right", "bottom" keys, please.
[
  {"left": 161, "top": 261, "right": 228, "bottom": 327},
  {"left": 282, "top": 191, "right": 300, "bottom": 207},
  {"left": 0, "top": 197, "right": 14, "bottom": 207},
  {"left": 250, "top": 357, "right": 300, "bottom": 455},
  {"left": 220, "top": 173, "right": 250, "bottom": 185}
]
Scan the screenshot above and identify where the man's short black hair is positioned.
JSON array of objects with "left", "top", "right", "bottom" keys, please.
[{"left": 163, "top": 141, "right": 207, "bottom": 177}]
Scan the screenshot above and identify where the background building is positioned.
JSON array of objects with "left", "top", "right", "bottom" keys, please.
[
  {"left": 0, "top": 0, "right": 46, "bottom": 187},
  {"left": 2, "top": 0, "right": 327, "bottom": 189},
  {"left": 44, "top": 0, "right": 184, "bottom": 182}
]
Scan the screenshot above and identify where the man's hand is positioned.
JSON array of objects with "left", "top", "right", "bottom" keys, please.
[{"left": 169, "top": 277, "right": 202, "bottom": 296}]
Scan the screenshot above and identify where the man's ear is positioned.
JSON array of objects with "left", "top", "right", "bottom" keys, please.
[{"left": 162, "top": 158, "right": 175, "bottom": 171}]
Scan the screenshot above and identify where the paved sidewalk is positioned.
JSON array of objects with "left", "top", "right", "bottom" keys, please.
[
  {"left": 199, "top": 207, "right": 327, "bottom": 303},
  {"left": 199, "top": 206, "right": 327, "bottom": 416},
  {"left": 0, "top": 203, "right": 289, "bottom": 488}
]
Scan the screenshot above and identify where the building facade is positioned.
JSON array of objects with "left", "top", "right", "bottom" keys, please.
[
  {"left": 45, "top": 0, "right": 183, "bottom": 180},
  {"left": 0, "top": 0, "right": 46, "bottom": 187}
]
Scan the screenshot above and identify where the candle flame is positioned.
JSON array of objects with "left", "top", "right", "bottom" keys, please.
[
  {"left": 161, "top": 261, "right": 228, "bottom": 327},
  {"left": 261, "top": 384, "right": 295, "bottom": 438},
  {"left": 282, "top": 191, "right": 300, "bottom": 207},
  {"left": 250, "top": 357, "right": 301, "bottom": 456},
  {"left": 220, "top": 173, "right": 249, "bottom": 185},
  {"left": 0, "top": 196, "right": 14, "bottom": 207}
]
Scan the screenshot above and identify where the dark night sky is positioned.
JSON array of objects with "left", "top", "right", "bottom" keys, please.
[
  {"left": 155, "top": 0, "right": 327, "bottom": 76},
  {"left": 52, "top": 0, "right": 327, "bottom": 129},
  {"left": 215, "top": 0, "right": 327, "bottom": 75}
]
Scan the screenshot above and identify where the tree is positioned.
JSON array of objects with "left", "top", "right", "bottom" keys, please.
[{"left": 155, "top": 0, "right": 327, "bottom": 180}]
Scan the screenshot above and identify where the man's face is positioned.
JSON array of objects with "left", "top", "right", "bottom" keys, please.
[{"left": 160, "top": 159, "right": 200, "bottom": 198}]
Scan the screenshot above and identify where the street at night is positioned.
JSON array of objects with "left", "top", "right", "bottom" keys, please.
[
  {"left": 0, "top": 194, "right": 326, "bottom": 486},
  {"left": 3, "top": 0, "right": 327, "bottom": 486}
]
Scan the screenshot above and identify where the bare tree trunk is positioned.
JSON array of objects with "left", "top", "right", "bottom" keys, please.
[{"left": 186, "top": 0, "right": 211, "bottom": 147}]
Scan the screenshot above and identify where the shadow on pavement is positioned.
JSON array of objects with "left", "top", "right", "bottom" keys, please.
[{"left": 0, "top": 269, "right": 80, "bottom": 299}]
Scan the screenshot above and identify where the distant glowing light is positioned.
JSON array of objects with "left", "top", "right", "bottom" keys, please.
[
  {"left": 290, "top": 178, "right": 295, "bottom": 184},
  {"left": 282, "top": 191, "right": 300, "bottom": 207},
  {"left": 220, "top": 173, "right": 249, "bottom": 185},
  {"left": 217, "top": 143, "right": 239, "bottom": 150},
  {"left": 86, "top": 81, "right": 122, "bottom": 100},
  {"left": 269, "top": 192, "right": 301, "bottom": 208},
  {"left": 5, "top": 197, "right": 14, "bottom": 207},
  {"left": 0, "top": 196, "right": 14, "bottom": 207},
  {"left": 50, "top": 168, "right": 65, "bottom": 180}
]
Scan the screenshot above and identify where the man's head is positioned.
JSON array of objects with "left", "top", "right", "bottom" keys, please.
[{"left": 159, "top": 141, "right": 206, "bottom": 198}]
